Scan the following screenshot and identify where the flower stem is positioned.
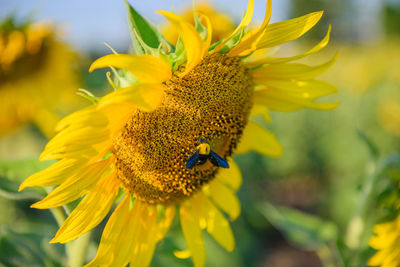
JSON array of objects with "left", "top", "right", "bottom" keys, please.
[
  {"left": 317, "top": 243, "right": 345, "bottom": 267},
  {"left": 67, "top": 231, "right": 92, "bottom": 267},
  {"left": 49, "top": 207, "right": 66, "bottom": 227},
  {"left": 345, "top": 160, "right": 377, "bottom": 249},
  {"left": 46, "top": 191, "right": 91, "bottom": 267},
  {"left": 344, "top": 155, "right": 384, "bottom": 267}
]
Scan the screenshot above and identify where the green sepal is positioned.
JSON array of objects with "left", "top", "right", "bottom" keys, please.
[
  {"left": 169, "top": 36, "right": 186, "bottom": 71},
  {"left": 76, "top": 88, "right": 100, "bottom": 104},
  {"left": 109, "top": 66, "right": 138, "bottom": 88},
  {"left": 218, "top": 29, "right": 246, "bottom": 54},
  {"left": 124, "top": 0, "right": 174, "bottom": 54},
  {"left": 131, "top": 28, "right": 173, "bottom": 69},
  {"left": 209, "top": 40, "right": 222, "bottom": 51},
  {"left": 193, "top": 9, "right": 208, "bottom": 41}
]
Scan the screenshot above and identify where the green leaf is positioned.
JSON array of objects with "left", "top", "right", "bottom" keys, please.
[
  {"left": 0, "top": 158, "right": 52, "bottom": 200},
  {"left": 258, "top": 202, "right": 338, "bottom": 250},
  {"left": 356, "top": 129, "right": 379, "bottom": 160},
  {"left": 124, "top": 0, "right": 174, "bottom": 54},
  {"left": 0, "top": 177, "right": 42, "bottom": 200},
  {"left": 0, "top": 228, "right": 65, "bottom": 267},
  {"left": 0, "top": 158, "right": 53, "bottom": 182}
]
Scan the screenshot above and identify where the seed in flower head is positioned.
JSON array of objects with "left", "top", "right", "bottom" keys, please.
[
  {"left": 113, "top": 54, "right": 253, "bottom": 205},
  {"left": 186, "top": 138, "right": 230, "bottom": 169}
]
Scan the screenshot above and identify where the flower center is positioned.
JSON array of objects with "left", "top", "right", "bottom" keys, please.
[
  {"left": 113, "top": 54, "right": 253, "bottom": 204},
  {"left": 0, "top": 31, "right": 49, "bottom": 85}
]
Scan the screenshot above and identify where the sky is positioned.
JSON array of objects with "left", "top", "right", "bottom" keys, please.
[{"left": 0, "top": 0, "right": 289, "bottom": 53}]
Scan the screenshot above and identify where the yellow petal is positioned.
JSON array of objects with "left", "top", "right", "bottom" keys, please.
[
  {"left": 368, "top": 249, "right": 391, "bottom": 267},
  {"left": 212, "top": 0, "right": 254, "bottom": 53},
  {"left": 216, "top": 159, "right": 242, "bottom": 192},
  {"left": 250, "top": 105, "right": 272, "bottom": 123},
  {"left": 253, "top": 79, "right": 339, "bottom": 111},
  {"left": 39, "top": 144, "right": 100, "bottom": 162},
  {"left": 382, "top": 246, "right": 400, "bottom": 267},
  {"left": 174, "top": 249, "right": 191, "bottom": 259},
  {"left": 227, "top": 0, "right": 272, "bottom": 57},
  {"left": 85, "top": 196, "right": 130, "bottom": 267},
  {"left": 41, "top": 127, "right": 109, "bottom": 159},
  {"left": 113, "top": 202, "right": 143, "bottom": 267},
  {"left": 246, "top": 25, "right": 331, "bottom": 67},
  {"left": 251, "top": 53, "right": 337, "bottom": 82},
  {"left": 157, "top": 10, "right": 205, "bottom": 76},
  {"left": 19, "top": 158, "right": 86, "bottom": 191},
  {"left": 156, "top": 205, "right": 176, "bottom": 241},
  {"left": 31, "top": 158, "right": 112, "bottom": 209},
  {"left": 55, "top": 105, "right": 107, "bottom": 132},
  {"left": 369, "top": 233, "right": 396, "bottom": 250},
  {"left": 208, "top": 178, "right": 241, "bottom": 221},
  {"left": 192, "top": 192, "right": 235, "bottom": 252},
  {"left": 257, "top": 11, "right": 323, "bottom": 49},
  {"left": 129, "top": 205, "right": 159, "bottom": 267},
  {"left": 180, "top": 200, "right": 205, "bottom": 267},
  {"left": 100, "top": 102, "right": 136, "bottom": 137},
  {"left": 50, "top": 173, "right": 119, "bottom": 243},
  {"left": 236, "top": 121, "right": 283, "bottom": 157},
  {"left": 89, "top": 54, "right": 172, "bottom": 83},
  {"left": 98, "top": 83, "right": 166, "bottom": 112}
]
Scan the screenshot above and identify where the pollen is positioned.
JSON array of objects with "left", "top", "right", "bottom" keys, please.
[{"left": 112, "top": 54, "right": 253, "bottom": 204}]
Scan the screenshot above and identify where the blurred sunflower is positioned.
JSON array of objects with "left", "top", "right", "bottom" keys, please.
[
  {"left": 20, "top": 0, "right": 338, "bottom": 266},
  {"left": 369, "top": 215, "right": 400, "bottom": 267},
  {"left": 162, "top": 2, "right": 235, "bottom": 44},
  {"left": 0, "top": 17, "right": 81, "bottom": 137}
]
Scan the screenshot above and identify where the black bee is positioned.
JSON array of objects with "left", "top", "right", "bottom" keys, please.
[{"left": 186, "top": 138, "right": 229, "bottom": 169}]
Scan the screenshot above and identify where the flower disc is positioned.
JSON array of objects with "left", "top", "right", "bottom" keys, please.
[{"left": 113, "top": 54, "right": 253, "bottom": 204}]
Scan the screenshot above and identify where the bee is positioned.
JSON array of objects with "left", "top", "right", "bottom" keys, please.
[{"left": 186, "top": 138, "right": 229, "bottom": 169}]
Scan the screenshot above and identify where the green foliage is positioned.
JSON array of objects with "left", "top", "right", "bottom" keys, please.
[
  {"left": 170, "top": 37, "right": 186, "bottom": 71},
  {"left": 193, "top": 11, "right": 208, "bottom": 41},
  {"left": 384, "top": 3, "right": 400, "bottom": 35},
  {"left": 357, "top": 129, "right": 379, "bottom": 160},
  {"left": 0, "top": 14, "right": 33, "bottom": 32},
  {"left": 258, "top": 202, "right": 338, "bottom": 251},
  {"left": 124, "top": 0, "right": 173, "bottom": 55},
  {"left": 0, "top": 159, "right": 51, "bottom": 200},
  {"left": 215, "top": 30, "right": 245, "bottom": 54},
  {"left": 0, "top": 229, "right": 64, "bottom": 267}
]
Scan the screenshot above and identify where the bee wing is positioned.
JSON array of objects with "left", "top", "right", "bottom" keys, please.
[
  {"left": 209, "top": 151, "right": 229, "bottom": 168},
  {"left": 186, "top": 150, "right": 200, "bottom": 169}
]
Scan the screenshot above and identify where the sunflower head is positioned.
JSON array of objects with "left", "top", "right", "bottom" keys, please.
[
  {"left": 0, "top": 17, "right": 51, "bottom": 81},
  {"left": 20, "top": 1, "right": 338, "bottom": 266},
  {"left": 0, "top": 16, "right": 80, "bottom": 136},
  {"left": 113, "top": 53, "right": 253, "bottom": 204}
]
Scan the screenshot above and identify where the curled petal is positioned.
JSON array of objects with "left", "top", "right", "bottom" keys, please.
[{"left": 89, "top": 54, "right": 172, "bottom": 83}]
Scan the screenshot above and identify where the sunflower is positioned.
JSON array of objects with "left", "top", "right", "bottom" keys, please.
[
  {"left": 0, "top": 18, "right": 81, "bottom": 137},
  {"left": 20, "top": 0, "right": 338, "bottom": 266},
  {"left": 368, "top": 215, "right": 400, "bottom": 267}
]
